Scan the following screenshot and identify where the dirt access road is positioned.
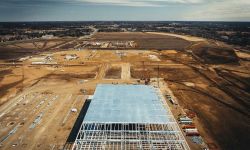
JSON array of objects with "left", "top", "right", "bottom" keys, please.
[{"left": 121, "top": 63, "right": 131, "bottom": 80}]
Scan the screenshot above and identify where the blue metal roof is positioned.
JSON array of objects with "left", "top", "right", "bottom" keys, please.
[{"left": 83, "top": 84, "right": 170, "bottom": 124}]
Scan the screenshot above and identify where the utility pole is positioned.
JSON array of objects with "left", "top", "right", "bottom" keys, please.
[
  {"left": 142, "top": 61, "right": 145, "bottom": 80},
  {"left": 157, "top": 64, "right": 160, "bottom": 88},
  {"left": 21, "top": 64, "right": 24, "bottom": 92}
]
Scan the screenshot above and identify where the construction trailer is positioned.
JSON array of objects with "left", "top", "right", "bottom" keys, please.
[{"left": 73, "top": 84, "right": 190, "bottom": 150}]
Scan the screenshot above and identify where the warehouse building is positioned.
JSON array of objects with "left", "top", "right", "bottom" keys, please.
[{"left": 73, "top": 84, "right": 189, "bottom": 150}]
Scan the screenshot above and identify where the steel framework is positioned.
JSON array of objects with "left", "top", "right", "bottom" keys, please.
[
  {"left": 74, "top": 122, "right": 189, "bottom": 150},
  {"left": 73, "top": 85, "right": 189, "bottom": 150}
]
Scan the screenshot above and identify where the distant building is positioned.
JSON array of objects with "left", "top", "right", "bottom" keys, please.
[
  {"left": 221, "top": 36, "right": 229, "bottom": 40},
  {"left": 65, "top": 54, "right": 79, "bottom": 60},
  {"left": 41, "top": 34, "right": 54, "bottom": 39}
]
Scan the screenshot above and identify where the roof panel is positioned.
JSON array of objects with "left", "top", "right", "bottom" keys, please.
[{"left": 83, "top": 84, "right": 170, "bottom": 123}]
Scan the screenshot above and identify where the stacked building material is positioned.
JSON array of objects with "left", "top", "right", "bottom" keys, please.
[{"left": 179, "top": 117, "right": 193, "bottom": 124}]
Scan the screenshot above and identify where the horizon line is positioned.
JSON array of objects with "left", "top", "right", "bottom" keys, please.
[{"left": 0, "top": 20, "right": 250, "bottom": 23}]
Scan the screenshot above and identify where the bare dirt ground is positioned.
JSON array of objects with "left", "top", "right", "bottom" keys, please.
[
  {"left": 147, "top": 32, "right": 206, "bottom": 42},
  {"left": 0, "top": 39, "right": 72, "bottom": 61},
  {"left": 0, "top": 32, "right": 249, "bottom": 150},
  {"left": 92, "top": 32, "right": 191, "bottom": 50},
  {"left": 105, "top": 66, "right": 121, "bottom": 79}
]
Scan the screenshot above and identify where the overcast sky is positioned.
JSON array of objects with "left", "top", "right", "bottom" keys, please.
[{"left": 0, "top": 0, "right": 249, "bottom": 21}]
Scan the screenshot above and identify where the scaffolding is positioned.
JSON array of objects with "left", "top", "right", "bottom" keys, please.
[{"left": 73, "top": 84, "right": 190, "bottom": 150}]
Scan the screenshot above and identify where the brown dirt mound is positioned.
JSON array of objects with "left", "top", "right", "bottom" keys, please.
[{"left": 191, "top": 43, "right": 239, "bottom": 64}]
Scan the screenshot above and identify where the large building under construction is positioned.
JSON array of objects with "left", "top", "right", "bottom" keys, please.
[{"left": 73, "top": 84, "right": 189, "bottom": 150}]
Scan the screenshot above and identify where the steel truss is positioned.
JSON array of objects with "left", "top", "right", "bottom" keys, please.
[{"left": 73, "top": 122, "right": 189, "bottom": 150}]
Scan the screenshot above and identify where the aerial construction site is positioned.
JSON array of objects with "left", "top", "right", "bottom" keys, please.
[{"left": 0, "top": 28, "right": 250, "bottom": 150}]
